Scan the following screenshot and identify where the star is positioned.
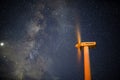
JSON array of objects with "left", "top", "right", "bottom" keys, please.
[{"left": 0, "top": 42, "right": 4, "bottom": 47}]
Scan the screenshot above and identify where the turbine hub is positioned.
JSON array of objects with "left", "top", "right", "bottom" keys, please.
[{"left": 75, "top": 43, "right": 81, "bottom": 48}]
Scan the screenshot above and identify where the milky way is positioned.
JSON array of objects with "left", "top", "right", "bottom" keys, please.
[{"left": 0, "top": 0, "right": 78, "bottom": 79}]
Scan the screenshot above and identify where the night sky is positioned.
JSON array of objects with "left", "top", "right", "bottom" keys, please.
[{"left": 0, "top": 0, "right": 120, "bottom": 80}]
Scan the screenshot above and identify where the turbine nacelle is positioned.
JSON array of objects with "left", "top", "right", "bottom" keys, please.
[{"left": 75, "top": 42, "right": 96, "bottom": 48}]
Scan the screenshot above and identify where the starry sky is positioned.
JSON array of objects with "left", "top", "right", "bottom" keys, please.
[{"left": 0, "top": 0, "right": 120, "bottom": 80}]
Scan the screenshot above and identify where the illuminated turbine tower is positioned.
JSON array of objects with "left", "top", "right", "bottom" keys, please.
[{"left": 75, "top": 27, "right": 96, "bottom": 80}]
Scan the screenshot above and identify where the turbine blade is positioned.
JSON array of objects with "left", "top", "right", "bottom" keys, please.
[
  {"left": 77, "top": 47, "right": 81, "bottom": 64},
  {"left": 75, "top": 20, "right": 82, "bottom": 65},
  {"left": 76, "top": 24, "right": 81, "bottom": 43}
]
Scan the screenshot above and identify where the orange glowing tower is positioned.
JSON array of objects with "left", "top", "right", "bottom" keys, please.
[{"left": 75, "top": 28, "right": 96, "bottom": 80}]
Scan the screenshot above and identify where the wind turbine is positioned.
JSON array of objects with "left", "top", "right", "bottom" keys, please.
[{"left": 75, "top": 26, "right": 96, "bottom": 80}]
